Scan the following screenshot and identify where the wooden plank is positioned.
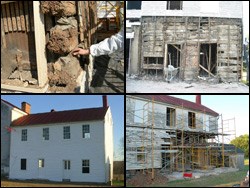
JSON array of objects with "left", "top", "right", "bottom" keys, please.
[
  {"left": 28, "top": 1, "right": 34, "bottom": 31},
  {"left": 2, "top": 4, "right": 9, "bottom": 32},
  {"left": 23, "top": 1, "right": 30, "bottom": 32},
  {"left": 10, "top": 2, "right": 17, "bottom": 31},
  {"left": 33, "top": 1, "right": 48, "bottom": 87},
  {"left": 199, "top": 64, "right": 215, "bottom": 77},
  {"left": 14, "top": 2, "right": 21, "bottom": 31},
  {"left": 1, "top": 84, "right": 48, "bottom": 93},
  {"left": 18, "top": 1, "right": 25, "bottom": 31},
  {"left": 1, "top": 19, "right": 7, "bottom": 48},
  {"left": 5, "top": 3, "right": 13, "bottom": 31}
]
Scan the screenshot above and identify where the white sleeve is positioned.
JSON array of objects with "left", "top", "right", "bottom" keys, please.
[{"left": 90, "top": 26, "right": 124, "bottom": 57}]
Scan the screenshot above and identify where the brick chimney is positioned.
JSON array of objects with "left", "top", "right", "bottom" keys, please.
[
  {"left": 102, "top": 95, "right": 108, "bottom": 108},
  {"left": 21, "top": 102, "right": 31, "bottom": 114},
  {"left": 196, "top": 95, "right": 201, "bottom": 105}
]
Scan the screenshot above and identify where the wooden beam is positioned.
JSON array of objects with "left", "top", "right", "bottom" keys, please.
[
  {"left": 18, "top": 1, "right": 26, "bottom": 31},
  {"left": 209, "top": 44, "right": 211, "bottom": 77},
  {"left": 199, "top": 64, "right": 215, "bottom": 77},
  {"left": 1, "top": 84, "right": 48, "bottom": 93},
  {"left": 14, "top": 2, "right": 22, "bottom": 31},
  {"left": 10, "top": 2, "right": 17, "bottom": 31},
  {"left": 33, "top": 1, "right": 48, "bottom": 87},
  {"left": 1, "top": 19, "right": 7, "bottom": 48}
]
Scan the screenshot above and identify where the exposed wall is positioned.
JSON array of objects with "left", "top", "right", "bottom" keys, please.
[{"left": 140, "top": 16, "right": 243, "bottom": 81}]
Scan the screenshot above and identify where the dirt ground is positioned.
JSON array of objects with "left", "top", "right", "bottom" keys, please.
[
  {"left": 126, "top": 76, "right": 249, "bottom": 93},
  {"left": 126, "top": 171, "right": 168, "bottom": 187}
]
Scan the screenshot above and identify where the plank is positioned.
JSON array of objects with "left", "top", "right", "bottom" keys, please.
[
  {"left": 14, "top": 2, "right": 22, "bottom": 31},
  {"left": 28, "top": 1, "right": 34, "bottom": 31},
  {"left": 1, "top": 19, "right": 7, "bottom": 48},
  {"left": 23, "top": 1, "right": 30, "bottom": 32},
  {"left": 199, "top": 64, "right": 215, "bottom": 77},
  {"left": 5, "top": 3, "right": 13, "bottom": 31},
  {"left": 33, "top": 1, "right": 48, "bottom": 87},
  {"left": 1, "top": 84, "right": 49, "bottom": 93},
  {"left": 10, "top": 2, "right": 17, "bottom": 31},
  {"left": 18, "top": 1, "right": 25, "bottom": 31},
  {"left": 2, "top": 4, "right": 9, "bottom": 32}
]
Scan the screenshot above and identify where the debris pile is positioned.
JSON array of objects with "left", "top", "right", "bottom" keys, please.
[{"left": 126, "top": 171, "right": 168, "bottom": 186}]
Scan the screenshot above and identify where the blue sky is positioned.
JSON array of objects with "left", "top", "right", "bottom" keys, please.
[
  {"left": 170, "top": 95, "right": 249, "bottom": 139},
  {"left": 1, "top": 95, "right": 124, "bottom": 161}
]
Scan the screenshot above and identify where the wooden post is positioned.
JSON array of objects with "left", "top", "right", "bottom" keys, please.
[{"left": 33, "top": 1, "right": 47, "bottom": 87}]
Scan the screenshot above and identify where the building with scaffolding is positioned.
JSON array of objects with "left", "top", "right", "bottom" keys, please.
[{"left": 126, "top": 95, "right": 241, "bottom": 179}]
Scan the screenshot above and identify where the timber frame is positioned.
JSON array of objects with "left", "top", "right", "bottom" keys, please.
[{"left": 140, "top": 16, "right": 243, "bottom": 82}]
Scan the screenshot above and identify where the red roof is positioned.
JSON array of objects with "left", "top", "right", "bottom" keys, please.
[
  {"left": 11, "top": 107, "right": 108, "bottom": 127},
  {"left": 132, "top": 95, "right": 219, "bottom": 116},
  {"left": 1, "top": 99, "right": 26, "bottom": 113}
]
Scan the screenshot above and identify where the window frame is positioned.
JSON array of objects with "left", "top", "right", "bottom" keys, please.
[
  {"left": 166, "top": 1, "right": 183, "bottom": 10},
  {"left": 38, "top": 159, "right": 44, "bottom": 168},
  {"left": 21, "top": 158, "right": 27, "bottom": 170},
  {"left": 21, "top": 129, "right": 27, "bottom": 141},
  {"left": 64, "top": 160, "right": 71, "bottom": 170},
  {"left": 43, "top": 128, "right": 49, "bottom": 140},
  {"left": 82, "top": 160, "right": 90, "bottom": 173},
  {"left": 82, "top": 124, "right": 90, "bottom": 138},
  {"left": 63, "top": 126, "right": 70, "bottom": 139}
]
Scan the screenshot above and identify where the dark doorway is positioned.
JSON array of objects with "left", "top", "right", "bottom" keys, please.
[
  {"left": 200, "top": 44, "right": 217, "bottom": 77},
  {"left": 167, "top": 44, "right": 181, "bottom": 68},
  {"left": 126, "top": 39, "right": 130, "bottom": 73}
]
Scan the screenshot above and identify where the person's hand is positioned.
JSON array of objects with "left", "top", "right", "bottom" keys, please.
[{"left": 72, "top": 48, "right": 90, "bottom": 56}]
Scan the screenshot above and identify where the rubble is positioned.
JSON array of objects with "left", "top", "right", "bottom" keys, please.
[
  {"left": 40, "top": 1, "right": 76, "bottom": 17},
  {"left": 127, "top": 171, "right": 168, "bottom": 186}
]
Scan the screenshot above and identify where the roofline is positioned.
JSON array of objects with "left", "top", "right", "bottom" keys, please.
[
  {"left": 1, "top": 99, "right": 27, "bottom": 114},
  {"left": 127, "top": 95, "right": 219, "bottom": 117},
  {"left": 11, "top": 119, "right": 105, "bottom": 127}
]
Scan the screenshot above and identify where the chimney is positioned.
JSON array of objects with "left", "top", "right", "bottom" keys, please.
[
  {"left": 21, "top": 102, "right": 31, "bottom": 114},
  {"left": 102, "top": 95, "right": 108, "bottom": 108},
  {"left": 196, "top": 95, "right": 201, "bottom": 105}
]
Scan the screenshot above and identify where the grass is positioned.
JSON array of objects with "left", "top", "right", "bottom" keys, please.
[
  {"left": 112, "top": 180, "right": 124, "bottom": 186},
  {"left": 150, "top": 159, "right": 249, "bottom": 187}
]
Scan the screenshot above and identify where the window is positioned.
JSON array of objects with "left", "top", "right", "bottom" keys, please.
[
  {"left": 63, "top": 126, "right": 70, "bottom": 139},
  {"left": 64, "top": 160, "right": 70, "bottom": 170},
  {"left": 167, "top": 1, "right": 183, "bottom": 10},
  {"left": 43, "top": 128, "right": 49, "bottom": 140},
  {"left": 137, "top": 147, "right": 146, "bottom": 163},
  {"left": 188, "top": 112, "right": 196, "bottom": 129},
  {"left": 82, "top": 125, "right": 90, "bottom": 138},
  {"left": 21, "top": 129, "right": 27, "bottom": 141},
  {"left": 82, "top": 160, "right": 90, "bottom": 173},
  {"left": 127, "top": 1, "right": 142, "bottom": 10},
  {"left": 38, "top": 159, "right": 44, "bottom": 168},
  {"left": 21, "top": 159, "right": 26, "bottom": 170},
  {"left": 166, "top": 107, "right": 176, "bottom": 127}
]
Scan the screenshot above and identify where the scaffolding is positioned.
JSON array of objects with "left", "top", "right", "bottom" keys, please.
[{"left": 126, "top": 95, "right": 237, "bottom": 178}]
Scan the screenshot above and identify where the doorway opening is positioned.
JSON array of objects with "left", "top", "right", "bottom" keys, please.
[
  {"left": 199, "top": 44, "right": 217, "bottom": 77},
  {"left": 167, "top": 44, "right": 181, "bottom": 68},
  {"left": 126, "top": 39, "right": 130, "bottom": 73}
]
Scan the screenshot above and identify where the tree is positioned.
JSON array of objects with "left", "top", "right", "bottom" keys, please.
[{"left": 230, "top": 134, "right": 249, "bottom": 157}]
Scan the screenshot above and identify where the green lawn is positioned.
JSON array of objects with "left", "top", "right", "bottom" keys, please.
[
  {"left": 112, "top": 180, "right": 124, "bottom": 186},
  {"left": 151, "top": 159, "right": 249, "bottom": 187}
]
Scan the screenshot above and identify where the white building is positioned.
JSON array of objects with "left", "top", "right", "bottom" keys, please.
[
  {"left": 1, "top": 99, "right": 28, "bottom": 175},
  {"left": 9, "top": 96, "right": 113, "bottom": 183}
]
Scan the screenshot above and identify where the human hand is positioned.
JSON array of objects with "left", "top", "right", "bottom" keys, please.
[{"left": 72, "top": 48, "right": 90, "bottom": 56}]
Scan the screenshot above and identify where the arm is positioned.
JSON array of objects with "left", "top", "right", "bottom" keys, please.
[{"left": 72, "top": 26, "right": 124, "bottom": 57}]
